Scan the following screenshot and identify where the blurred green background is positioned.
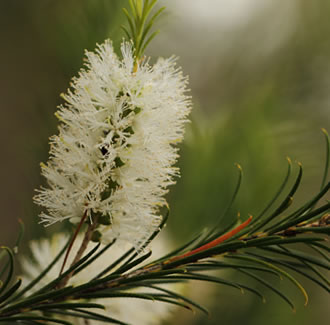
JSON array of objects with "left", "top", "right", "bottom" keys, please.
[{"left": 0, "top": 0, "right": 329, "bottom": 324}]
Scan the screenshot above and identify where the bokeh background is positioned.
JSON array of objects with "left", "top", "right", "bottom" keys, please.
[{"left": 1, "top": 0, "right": 329, "bottom": 324}]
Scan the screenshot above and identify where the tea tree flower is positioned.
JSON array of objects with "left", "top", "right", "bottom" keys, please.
[
  {"left": 34, "top": 40, "right": 191, "bottom": 248},
  {"left": 20, "top": 233, "right": 181, "bottom": 325}
]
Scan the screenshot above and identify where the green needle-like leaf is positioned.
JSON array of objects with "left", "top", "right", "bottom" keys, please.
[
  {"left": 122, "top": 8, "right": 136, "bottom": 38},
  {"left": 10, "top": 237, "right": 70, "bottom": 303},
  {"left": 309, "top": 244, "right": 330, "bottom": 262},
  {"left": 0, "top": 278, "right": 22, "bottom": 305},
  {"left": 267, "top": 183, "right": 330, "bottom": 234},
  {"left": 310, "top": 242, "right": 330, "bottom": 253},
  {"left": 0, "top": 315, "right": 73, "bottom": 325},
  {"left": 140, "top": 30, "right": 160, "bottom": 56},
  {"left": 140, "top": 7, "right": 165, "bottom": 47},
  {"left": 204, "top": 164, "right": 243, "bottom": 242},
  {"left": 238, "top": 269, "right": 295, "bottom": 311},
  {"left": 147, "top": 229, "right": 209, "bottom": 266},
  {"left": 32, "top": 302, "right": 105, "bottom": 311},
  {"left": 248, "top": 253, "right": 330, "bottom": 293},
  {"left": 301, "top": 261, "right": 330, "bottom": 288},
  {"left": 121, "top": 25, "right": 131, "bottom": 41},
  {"left": 260, "top": 246, "right": 330, "bottom": 270},
  {"left": 165, "top": 273, "right": 266, "bottom": 302},
  {"left": 73, "top": 239, "right": 116, "bottom": 276},
  {"left": 238, "top": 158, "right": 292, "bottom": 240},
  {"left": 116, "top": 268, "right": 187, "bottom": 286},
  {"left": 122, "top": 0, "right": 164, "bottom": 61},
  {"left": 13, "top": 219, "right": 25, "bottom": 254},
  {"left": 80, "top": 291, "right": 194, "bottom": 311},
  {"left": 227, "top": 253, "right": 309, "bottom": 306},
  {"left": 167, "top": 273, "right": 243, "bottom": 293},
  {"left": 112, "top": 250, "right": 152, "bottom": 275},
  {"left": 0, "top": 286, "right": 74, "bottom": 315},
  {"left": 31, "top": 242, "right": 100, "bottom": 297},
  {"left": 321, "top": 128, "right": 329, "bottom": 190},
  {"left": 251, "top": 163, "right": 303, "bottom": 234},
  {"left": 0, "top": 247, "right": 14, "bottom": 296},
  {"left": 187, "top": 261, "right": 281, "bottom": 278},
  {"left": 93, "top": 247, "right": 135, "bottom": 280},
  {"left": 145, "top": 284, "right": 209, "bottom": 315},
  {"left": 256, "top": 158, "right": 292, "bottom": 220},
  {"left": 51, "top": 309, "right": 130, "bottom": 325},
  {"left": 119, "top": 210, "right": 169, "bottom": 269}
]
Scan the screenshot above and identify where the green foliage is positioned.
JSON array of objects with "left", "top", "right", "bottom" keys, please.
[
  {"left": 1, "top": 1, "right": 329, "bottom": 324},
  {"left": 122, "top": 0, "right": 165, "bottom": 64},
  {"left": 0, "top": 132, "right": 328, "bottom": 324}
]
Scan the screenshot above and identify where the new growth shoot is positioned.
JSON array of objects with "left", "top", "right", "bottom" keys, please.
[{"left": 122, "top": 0, "right": 165, "bottom": 69}]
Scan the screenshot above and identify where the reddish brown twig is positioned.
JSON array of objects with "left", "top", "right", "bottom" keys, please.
[
  {"left": 166, "top": 216, "right": 253, "bottom": 264},
  {"left": 57, "top": 211, "right": 99, "bottom": 288},
  {"left": 59, "top": 210, "right": 88, "bottom": 277}
]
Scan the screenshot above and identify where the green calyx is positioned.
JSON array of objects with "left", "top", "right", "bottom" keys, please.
[{"left": 91, "top": 230, "right": 102, "bottom": 243}]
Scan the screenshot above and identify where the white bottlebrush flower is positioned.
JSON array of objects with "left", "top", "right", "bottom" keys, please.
[
  {"left": 20, "top": 232, "right": 182, "bottom": 325},
  {"left": 34, "top": 40, "right": 191, "bottom": 248}
]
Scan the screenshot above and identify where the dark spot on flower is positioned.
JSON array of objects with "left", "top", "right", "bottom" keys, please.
[
  {"left": 76, "top": 142, "right": 85, "bottom": 149},
  {"left": 100, "top": 145, "right": 109, "bottom": 156},
  {"left": 136, "top": 177, "right": 149, "bottom": 182},
  {"left": 122, "top": 108, "right": 132, "bottom": 118},
  {"left": 111, "top": 133, "right": 120, "bottom": 143},
  {"left": 117, "top": 90, "right": 124, "bottom": 98},
  {"left": 123, "top": 126, "right": 134, "bottom": 135},
  {"left": 109, "top": 179, "right": 119, "bottom": 190},
  {"left": 114, "top": 156, "right": 125, "bottom": 168},
  {"left": 100, "top": 178, "right": 119, "bottom": 200},
  {"left": 98, "top": 214, "right": 111, "bottom": 225},
  {"left": 134, "top": 107, "right": 142, "bottom": 114}
]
